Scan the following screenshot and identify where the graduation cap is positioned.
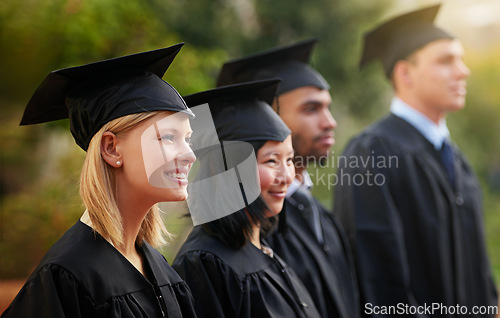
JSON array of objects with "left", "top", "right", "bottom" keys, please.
[
  {"left": 216, "top": 39, "right": 329, "bottom": 95},
  {"left": 360, "top": 4, "right": 454, "bottom": 78},
  {"left": 20, "top": 43, "right": 192, "bottom": 150},
  {"left": 184, "top": 79, "right": 290, "bottom": 143},
  {"left": 183, "top": 80, "right": 290, "bottom": 226}
]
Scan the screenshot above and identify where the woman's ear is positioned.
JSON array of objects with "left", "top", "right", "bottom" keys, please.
[{"left": 101, "top": 132, "right": 122, "bottom": 168}]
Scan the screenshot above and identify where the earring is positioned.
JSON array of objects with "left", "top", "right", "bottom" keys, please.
[{"left": 116, "top": 161, "right": 121, "bottom": 166}]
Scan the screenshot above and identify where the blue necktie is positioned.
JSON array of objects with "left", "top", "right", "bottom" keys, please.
[{"left": 440, "top": 139, "right": 455, "bottom": 186}]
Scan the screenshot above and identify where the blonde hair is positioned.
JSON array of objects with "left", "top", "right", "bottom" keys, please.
[{"left": 80, "top": 112, "right": 172, "bottom": 248}]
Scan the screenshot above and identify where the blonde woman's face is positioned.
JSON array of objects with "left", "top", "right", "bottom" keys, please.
[{"left": 117, "top": 112, "right": 196, "bottom": 205}]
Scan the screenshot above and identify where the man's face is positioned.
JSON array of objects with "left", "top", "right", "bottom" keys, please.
[
  {"left": 275, "top": 86, "right": 336, "bottom": 166},
  {"left": 407, "top": 38, "right": 470, "bottom": 115}
]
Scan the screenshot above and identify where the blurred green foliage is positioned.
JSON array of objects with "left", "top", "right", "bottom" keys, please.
[
  {"left": 1, "top": 0, "right": 499, "bottom": 288},
  {"left": 452, "top": 46, "right": 500, "bottom": 281}
]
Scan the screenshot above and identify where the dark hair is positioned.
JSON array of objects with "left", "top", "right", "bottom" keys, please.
[{"left": 202, "top": 139, "right": 277, "bottom": 249}]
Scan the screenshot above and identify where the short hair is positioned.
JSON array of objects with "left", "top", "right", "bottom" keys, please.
[{"left": 79, "top": 111, "right": 172, "bottom": 247}]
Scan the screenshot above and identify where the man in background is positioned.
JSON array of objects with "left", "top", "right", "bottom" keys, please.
[
  {"left": 217, "top": 39, "right": 360, "bottom": 318},
  {"left": 334, "top": 4, "right": 497, "bottom": 317}
]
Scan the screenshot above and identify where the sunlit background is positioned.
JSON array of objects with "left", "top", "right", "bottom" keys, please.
[{"left": 1, "top": 0, "right": 499, "bottom": 312}]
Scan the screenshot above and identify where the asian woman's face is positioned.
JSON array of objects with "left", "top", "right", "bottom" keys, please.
[
  {"left": 257, "top": 135, "right": 294, "bottom": 217},
  {"left": 117, "top": 112, "right": 196, "bottom": 206}
]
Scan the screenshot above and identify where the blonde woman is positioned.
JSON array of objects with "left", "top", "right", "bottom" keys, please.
[{"left": 3, "top": 44, "right": 197, "bottom": 318}]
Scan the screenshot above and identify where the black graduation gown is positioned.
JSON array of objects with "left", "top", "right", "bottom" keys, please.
[
  {"left": 333, "top": 114, "right": 498, "bottom": 317},
  {"left": 1, "top": 221, "right": 197, "bottom": 318},
  {"left": 265, "top": 196, "right": 360, "bottom": 318},
  {"left": 172, "top": 226, "right": 321, "bottom": 318}
]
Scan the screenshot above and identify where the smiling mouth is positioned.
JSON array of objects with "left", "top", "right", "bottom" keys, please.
[
  {"left": 162, "top": 170, "right": 189, "bottom": 187},
  {"left": 269, "top": 191, "right": 287, "bottom": 198},
  {"left": 164, "top": 171, "right": 188, "bottom": 179}
]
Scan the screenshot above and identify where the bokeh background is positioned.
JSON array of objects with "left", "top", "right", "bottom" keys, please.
[{"left": 1, "top": 0, "right": 499, "bottom": 312}]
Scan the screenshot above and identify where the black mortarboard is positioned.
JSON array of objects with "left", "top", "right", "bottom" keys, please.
[
  {"left": 20, "top": 43, "right": 192, "bottom": 150},
  {"left": 184, "top": 79, "right": 290, "bottom": 143},
  {"left": 184, "top": 80, "right": 289, "bottom": 225},
  {"left": 360, "top": 4, "right": 454, "bottom": 78},
  {"left": 216, "top": 39, "right": 329, "bottom": 95}
]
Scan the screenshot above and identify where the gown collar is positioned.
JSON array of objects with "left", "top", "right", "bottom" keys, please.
[{"left": 390, "top": 96, "right": 450, "bottom": 150}]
